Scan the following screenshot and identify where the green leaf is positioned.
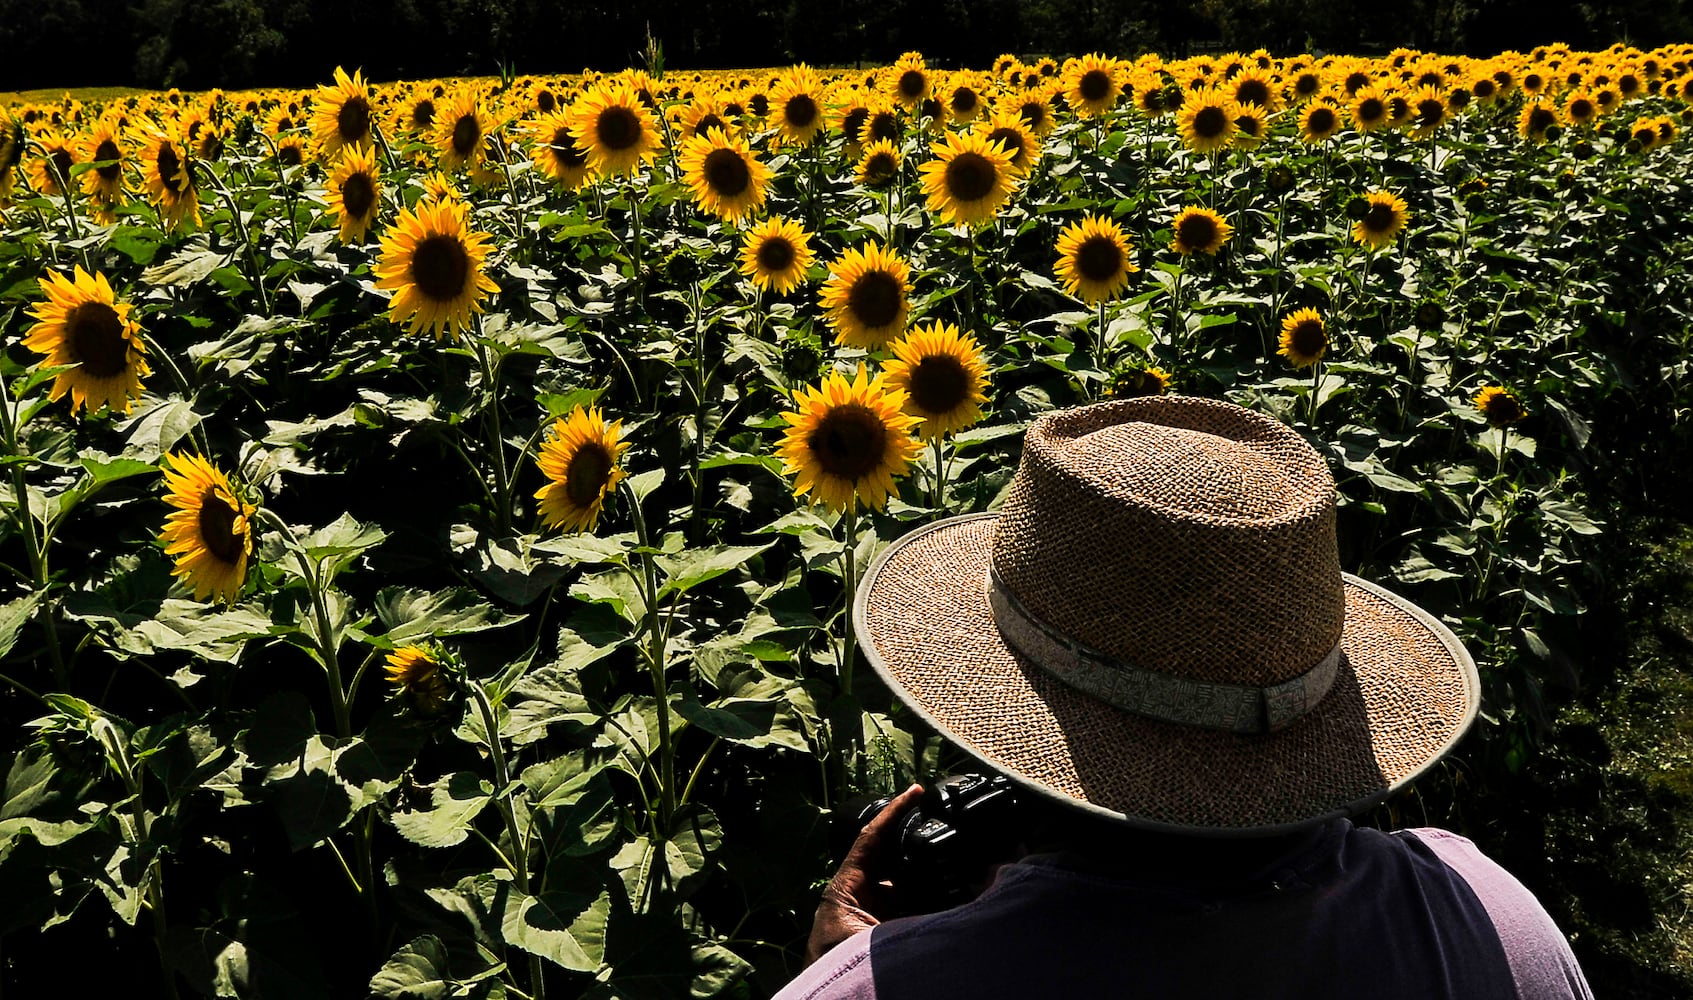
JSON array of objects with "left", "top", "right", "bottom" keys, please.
[
  {"left": 141, "top": 248, "right": 227, "bottom": 287},
  {"left": 0, "top": 592, "right": 43, "bottom": 661},
  {"left": 500, "top": 886, "right": 611, "bottom": 972},
  {"left": 507, "top": 665, "right": 605, "bottom": 745},
  {"left": 1539, "top": 500, "right": 1603, "bottom": 536},
  {"left": 369, "top": 935, "right": 453, "bottom": 999},
  {"left": 626, "top": 468, "right": 665, "bottom": 503},
  {"left": 655, "top": 542, "right": 774, "bottom": 596},
  {"left": 372, "top": 587, "right": 525, "bottom": 646},
  {"left": 119, "top": 397, "right": 200, "bottom": 460},
  {"left": 301, "top": 513, "right": 387, "bottom": 565},
  {"left": 391, "top": 772, "right": 493, "bottom": 849}
]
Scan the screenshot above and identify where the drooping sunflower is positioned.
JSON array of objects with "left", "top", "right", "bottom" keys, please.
[
  {"left": 976, "top": 111, "right": 1041, "bottom": 174},
  {"left": 570, "top": 84, "right": 661, "bottom": 177},
  {"left": 29, "top": 132, "right": 78, "bottom": 198},
  {"left": 1170, "top": 205, "right": 1233, "bottom": 256},
  {"left": 527, "top": 109, "right": 593, "bottom": 189},
  {"left": 1278, "top": 308, "right": 1328, "bottom": 368},
  {"left": 534, "top": 406, "right": 631, "bottom": 534},
  {"left": 770, "top": 65, "right": 827, "bottom": 146},
  {"left": 385, "top": 646, "right": 452, "bottom": 712},
  {"left": 1472, "top": 385, "right": 1525, "bottom": 427},
  {"left": 1352, "top": 190, "right": 1410, "bottom": 249},
  {"left": 678, "top": 128, "right": 770, "bottom": 223},
  {"left": 1405, "top": 86, "right": 1451, "bottom": 140},
  {"left": 313, "top": 66, "right": 375, "bottom": 157},
  {"left": 777, "top": 364, "right": 922, "bottom": 513},
  {"left": 882, "top": 322, "right": 990, "bottom": 439},
  {"left": 1518, "top": 100, "right": 1561, "bottom": 142},
  {"left": 917, "top": 130, "right": 1018, "bottom": 228},
  {"left": 1176, "top": 88, "right": 1238, "bottom": 153},
  {"left": 433, "top": 89, "right": 496, "bottom": 172},
  {"left": 140, "top": 128, "right": 199, "bottom": 231},
  {"left": 373, "top": 199, "right": 500, "bottom": 340},
  {"left": 325, "top": 144, "right": 382, "bottom": 243},
  {"left": 818, "top": 242, "right": 913, "bottom": 350},
  {"left": 1298, "top": 99, "right": 1345, "bottom": 144},
  {"left": 1054, "top": 214, "right": 1138, "bottom": 304},
  {"left": 23, "top": 267, "right": 150, "bottom": 415},
  {"left": 738, "top": 216, "right": 815, "bottom": 295},
  {"left": 1064, "top": 54, "right": 1124, "bottom": 118},
  {"left": 159, "top": 452, "right": 256, "bottom": 604},
  {"left": 855, "top": 138, "right": 901, "bottom": 189}
]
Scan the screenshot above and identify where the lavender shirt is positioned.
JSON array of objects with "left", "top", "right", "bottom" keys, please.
[{"left": 775, "top": 821, "right": 1591, "bottom": 1000}]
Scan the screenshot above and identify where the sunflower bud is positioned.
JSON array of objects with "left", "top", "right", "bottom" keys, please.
[
  {"left": 1266, "top": 165, "right": 1295, "bottom": 193},
  {"left": 781, "top": 334, "right": 824, "bottom": 381},
  {"left": 1570, "top": 138, "right": 1591, "bottom": 158},
  {"left": 1345, "top": 196, "right": 1370, "bottom": 221},
  {"left": 1415, "top": 302, "right": 1446, "bottom": 327},
  {"left": 665, "top": 251, "right": 703, "bottom": 285}
]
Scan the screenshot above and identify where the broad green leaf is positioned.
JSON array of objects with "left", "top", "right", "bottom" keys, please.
[
  {"left": 369, "top": 935, "right": 452, "bottom": 1000},
  {"left": 372, "top": 586, "right": 526, "bottom": 646},
  {"left": 655, "top": 542, "right": 774, "bottom": 596},
  {"left": 301, "top": 513, "right": 387, "bottom": 565},
  {"left": 141, "top": 248, "right": 226, "bottom": 287},
  {"left": 119, "top": 397, "right": 200, "bottom": 460},
  {"left": 500, "top": 886, "right": 611, "bottom": 972},
  {"left": 0, "top": 592, "right": 43, "bottom": 661},
  {"left": 507, "top": 665, "right": 606, "bottom": 745},
  {"left": 391, "top": 772, "right": 493, "bottom": 849}
]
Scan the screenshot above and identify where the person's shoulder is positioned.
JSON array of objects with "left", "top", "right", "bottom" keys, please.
[{"left": 770, "top": 930, "right": 877, "bottom": 1000}]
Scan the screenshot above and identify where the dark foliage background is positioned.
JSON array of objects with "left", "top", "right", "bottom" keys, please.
[{"left": 2, "top": 0, "right": 1691, "bottom": 91}]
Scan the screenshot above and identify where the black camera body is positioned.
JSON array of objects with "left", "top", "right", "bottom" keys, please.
[{"left": 832, "top": 773, "right": 1023, "bottom": 914}]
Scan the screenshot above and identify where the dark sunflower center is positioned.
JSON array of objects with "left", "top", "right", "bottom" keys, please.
[
  {"left": 1235, "top": 79, "right": 1269, "bottom": 106},
  {"left": 1308, "top": 107, "right": 1337, "bottom": 133},
  {"left": 1529, "top": 107, "right": 1556, "bottom": 132},
  {"left": 338, "top": 96, "right": 371, "bottom": 143},
  {"left": 898, "top": 69, "right": 927, "bottom": 100},
  {"left": 1076, "top": 235, "right": 1124, "bottom": 283},
  {"left": 986, "top": 128, "right": 1024, "bottom": 163},
  {"left": 702, "top": 147, "right": 750, "bottom": 196},
  {"left": 842, "top": 108, "right": 869, "bottom": 142},
  {"left": 1363, "top": 203, "right": 1396, "bottom": 233},
  {"left": 95, "top": 139, "right": 121, "bottom": 180},
  {"left": 1416, "top": 99, "right": 1444, "bottom": 123},
  {"left": 596, "top": 106, "right": 641, "bottom": 151},
  {"left": 1079, "top": 69, "right": 1112, "bottom": 102},
  {"left": 451, "top": 115, "right": 480, "bottom": 155},
  {"left": 868, "top": 113, "right": 900, "bottom": 144},
  {"left": 410, "top": 234, "right": 471, "bottom": 302},
  {"left": 278, "top": 143, "right": 303, "bottom": 166},
  {"left": 156, "top": 142, "right": 182, "bottom": 191},
  {"left": 1359, "top": 98, "right": 1384, "bottom": 121},
  {"left": 756, "top": 236, "right": 795, "bottom": 273},
  {"left": 863, "top": 151, "right": 897, "bottom": 185},
  {"left": 1571, "top": 99, "right": 1593, "bottom": 119},
  {"left": 1295, "top": 74, "right": 1320, "bottom": 95},
  {"left": 564, "top": 442, "right": 614, "bottom": 507},
  {"left": 66, "top": 302, "right": 128, "bottom": 378},
  {"left": 1448, "top": 88, "right": 1471, "bottom": 109},
  {"left": 1484, "top": 394, "right": 1523, "bottom": 423},
  {"left": 808, "top": 404, "right": 889, "bottom": 479},
  {"left": 784, "top": 94, "right": 818, "bottom": 128},
  {"left": 1474, "top": 79, "right": 1496, "bottom": 98},
  {"left": 1177, "top": 214, "right": 1219, "bottom": 250},
  {"left": 341, "top": 171, "right": 376, "bottom": 219},
  {"left": 1193, "top": 106, "right": 1228, "bottom": 138},
  {"left": 908, "top": 355, "right": 970, "bottom": 415},
  {"left": 1345, "top": 71, "right": 1371, "bottom": 94},
  {"left": 48, "top": 148, "right": 74, "bottom": 184},
  {"left": 944, "top": 151, "right": 997, "bottom": 203},
  {"left": 197, "top": 488, "right": 247, "bottom": 565},
  {"left": 412, "top": 99, "right": 436, "bottom": 128},
  {"left": 846, "top": 270, "right": 903, "bottom": 329},
  {"left": 1235, "top": 114, "right": 1261, "bottom": 137},
  {"left": 537, "top": 90, "right": 556, "bottom": 113},
  {"left": 1019, "top": 102, "right": 1047, "bottom": 129},
  {"left": 1388, "top": 97, "right": 1409, "bottom": 119},
  {"left": 951, "top": 89, "right": 978, "bottom": 114},
  {"left": 1291, "top": 320, "right": 1327, "bottom": 358},
  {"left": 549, "top": 128, "right": 587, "bottom": 166}
]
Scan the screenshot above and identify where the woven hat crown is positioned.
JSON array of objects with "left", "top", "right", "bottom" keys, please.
[{"left": 991, "top": 397, "right": 1346, "bottom": 690}]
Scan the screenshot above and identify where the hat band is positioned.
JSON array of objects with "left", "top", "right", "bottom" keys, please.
[{"left": 986, "top": 564, "right": 1342, "bottom": 734}]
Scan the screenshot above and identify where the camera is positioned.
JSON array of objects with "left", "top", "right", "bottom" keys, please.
[{"left": 831, "top": 773, "right": 1024, "bottom": 914}]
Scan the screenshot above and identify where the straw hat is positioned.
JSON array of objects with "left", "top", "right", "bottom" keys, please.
[{"left": 854, "top": 396, "right": 1479, "bottom": 834}]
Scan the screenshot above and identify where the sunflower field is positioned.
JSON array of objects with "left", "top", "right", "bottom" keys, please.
[{"left": 2, "top": 44, "right": 1692, "bottom": 996}]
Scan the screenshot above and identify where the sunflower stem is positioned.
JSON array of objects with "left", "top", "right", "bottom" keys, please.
[
  {"left": 194, "top": 160, "right": 270, "bottom": 314},
  {"left": 840, "top": 506, "right": 858, "bottom": 699},
  {"left": 929, "top": 437, "right": 947, "bottom": 513},
  {"left": 473, "top": 330, "right": 513, "bottom": 536},
  {"left": 1309, "top": 360, "right": 1323, "bottom": 425},
  {"left": 622, "top": 479, "right": 676, "bottom": 833},
  {"left": 470, "top": 680, "right": 546, "bottom": 1000},
  {"left": 0, "top": 382, "right": 66, "bottom": 690}
]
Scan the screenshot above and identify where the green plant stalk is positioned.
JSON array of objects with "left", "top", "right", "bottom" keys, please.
[
  {"left": 930, "top": 437, "right": 946, "bottom": 512},
  {"left": 0, "top": 382, "right": 66, "bottom": 688},
  {"left": 473, "top": 331, "right": 514, "bottom": 536},
  {"left": 840, "top": 506, "right": 858, "bottom": 698},
  {"left": 470, "top": 681, "right": 546, "bottom": 1000},
  {"left": 623, "top": 481, "right": 676, "bottom": 832},
  {"left": 1308, "top": 360, "right": 1322, "bottom": 425},
  {"left": 194, "top": 161, "right": 271, "bottom": 314},
  {"left": 629, "top": 181, "right": 645, "bottom": 281},
  {"left": 254, "top": 132, "right": 302, "bottom": 248},
  {"left": 110, "top": 740, "right": 180, "bottom": 1000}
]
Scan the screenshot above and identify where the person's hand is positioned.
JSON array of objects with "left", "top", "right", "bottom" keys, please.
[{"left": 804, "top": 783, "right": 924, "bottom": 967}]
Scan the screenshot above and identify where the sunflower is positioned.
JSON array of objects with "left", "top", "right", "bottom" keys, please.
[
  {"left": 29, "top": 132, "right": 77, "bottom": 198},
  {"left": 1518, "top": 100, "right": 1561, "bottom": 142},
  {"left": 1131, "top": 74, "right": 1177, "bottom": 118},
  {"left": 570, "top": 84, "right": 661, "bottom": 176},
  {"left": 770, "top": 65, "right": 827, "bottom": 146},
  {"left": 78, "top": 118, "right": 126, "bottom": 209},
  {"left": 1231, "top": 103, "right": 1268, "bottom": 148},
  {"left": 385, "top": 646, "right": 452, "bottom": 712},
  {"left": 777, "top": 364, "right": 922, "bottom": 513},
  {"left": 1406, "top": 86, "right": 1450, "bottom": 140},
  {"left": 1013, "top": 87, "right": 1059, "bottom": 136},
  {"left": 274, "top": 135, "right": 308, "bottom": 168},
  {"left": 526, "top": 109, "right": 593, "bottom": 189},
  {"left": 1064, "top": 54, "right": 1123, "bottom": 118},
  {"left": 677, "top": 96, "right": 734, "bottom": 142},
  {"left": 1176, "top": 88, "right": 1238, "bottom": 153},
  {"left": 891, "top": 54, "right": 933, "bottom": 110},
  {"left": 433, "top": 89, "right": 496, "bottom": 172},
  {"left": 1170, "top": 205, "right": 1232, "bottom": 256},
  {"left": 373, "top": 199, "right": 499, "bottom": 340},
  {"left": 856, "top": 102, "right": 903, "bottom": 152},
  {"left": 1278, "top": 308, "right": 1328, "bottom": 368},
  {"left": 326, "top": 144, "right": 381, "bottom": 243},
  {"left": 834, "top": 92, "right": 875, "bottom": 159},
  {"left": 1352, "top": 190, "right": 1410, "bottom": 249},
  {"left": 23, "top": 267, "right": 150, "bottom": 415},
  {"left": 855, "top": 138, "right": 901, "bottom": 189},
  {"left": 1563, "top": 90, "right": 1599, "bottom": 127},
  {"left": 1054, "top": 214, "right": 1138, "bottom": 304},
  {"left": 976, "top": 111, "right": 1041, "bottom": 174},
  {"left": 882, "top": 322, "right": 990, "bottom": 439},
  {"left": 679, "top": 128, "right": 770, "bottom": 223},
  {"left": 313, "top": 66, "right": 375, "bottom": 157},
  {"left": 1105, "top": 365, "right": 1173, "bottom": 399},
  {"left": 1473, "top": 386, "right": 1525, "bottom": 427},
  {"left": 818, "top": 242, "right": 912, "bottom": 350},
  {"left": 1228, "top": 69, "right": 1281, "bottom": 113},
  {"left": 534, "top": 406, "right": 630, "bottom": 533},
  {"left": 158, "top": 452, "right": 255, "bottom": 604},
  {"left": 917, "top": 130, "right": 1018, "bottom": 228},
  {"left": 1298, "top": 99, "right": 1345, "bottom": 144},
  {"left": 1350, "top": 88, "right": 1392, "bottom": 132},
  {"left": 738, "top": 216, "right": 815, "bottom": 295},
  {"left": 943, "top": 74, "right": 986, "bottom": 124},
  {"left": 140, "top": 129, "right": 199, "bottom": 231},
  {"left": 397, "top": 92, "right": 438, "bottom": 137}
]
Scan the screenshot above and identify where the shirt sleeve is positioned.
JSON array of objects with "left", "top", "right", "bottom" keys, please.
[
  {"left": 1407, "top": 828, "right": 1594, "bottom": 1000},
  {"left": 770, "top": 929, "right": 878, "bottom": 1000}
]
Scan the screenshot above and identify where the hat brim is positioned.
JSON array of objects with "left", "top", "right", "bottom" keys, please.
[{"left": 855, "top": 513, "right": 1480, "bottom": 836}]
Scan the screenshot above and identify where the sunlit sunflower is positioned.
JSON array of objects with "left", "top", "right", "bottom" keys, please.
[
  {"left": 373, "top": 199, "right": 499, "bottom": 340},
  {"left": 326, "top": 144, "right": 381, "bottom": 243},
  {"left": 534, "top": 406, "right": 630, "bottom": 533},
  {"left": 1406, "top": 86, "right": 1451, "bottom": 140},
  {"left": 1298, "top": 99, "right": 1345, "bottom": 143},
  {"left": 432, "top": 89, "right": 496, "bottom": 172},
  {"left": 1105, "top": 365, "right": 1173, "bottom": 399},
  {"left": 679, "top": 128, "right": 770, "bottom": 223},
  {"left": 1352, "top": 190, "right": 1410, "bottom": 249},
  {"left": 159, "top": 452, "right": 256, "bottom": 604},
  {"left": 818, "top": 242, "right": 912, "bottom": 349},
  {"left": 313, "top": 66, "right": 375, "bottom": 157},
  {"left": 1064, "top": 54, "right": 1124, "bottom": 117},
  {"left": 1170, "top": 205, "right": 1233, "bottom": 256},
  {"left": 943, "top": 74, "right": 987, "bottom": 124},
  {"left": 570, "top": 84, "right": 661, "bottom": 176},
  {"left": 1628, "top": 116, "right": 1662, "bottom": 151},
  {"left": 78, "top": 118, "right": 126, "bottom": 211},
  {"left": 738, "top": 216, "right": 815, "bottom": 295},
  {"left": 419, "top": 171, "right": 461, "bottom": 205},
  {"left": 273, "top": 135, "right": 307, "bottom": 168},
  {"left": 385, "top": 646, "right": 452, "bottom": 712},
  {"left": 1054, "top": 214, "right": 1137, "bottom": 303},
  {"left": 834, "top": 92, "right": 875, "bottom": 159},
  {"left": 777, "top": 364, "right": 922, "bottom": 513},
  {"left": 1012, "top": 88, "right": 1059, "bottom": 136},
  {"left": 1518, "top": 100, "right": 1561, "bottom": 142},
  {"left": 856, "top": 102, "right": 903, "bottom": 153},
  {"left": 676, "top": 95, "right": 734, "bottom": 143},
  {"left": 1176, "top": 88, "right": 1238, "bottom": 153},
  {"left": 855, "top": 138, "right": 901, "bottom": 189},
  {"left": 882, "top": 322, "right": 990, "bottom": 439},
  {"left": 891, "top": 54, "right": 933, "bottom": 110},
  {"left": 976, "top": 111, "right": 1041, "bottom": 174},
  {"left": 23, "top": 267, "right": 150, "bottom": 415},
  {"left": 28, "top": 132, "right": 78, "bottom": 198},
  {"left": 140, "top": 128, "right": 199, "bottom": 231},
  {"left": 770, "top": 65, "right": 827, "bottom": 146},
  {"left": 1350, "top": 88, "right": 1392, "bottom": 132},
  {"left": 1278, "top": 308, "right": 1328, "bottom": 368},
  {"left": 396, "top": 92, "right": 438, "bottom": 138},
  {"left": 1473, "top": 385, "right": 1525, "bottom": 427},
  {"left": 917, "top": 130, "right": 1018, "bottom": 228},
  {"left": 1229, "top": 69, "right": 1281, "bottom": 113},
  {"left": 527, "top": 109, "right": 593, "bottom": 189},
  {"left": 1563, "top": 90, "right": 1599, "bottom": 127},
  {"left": 1231, "top": 103, "right": 1268, "bottom": 148}
]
